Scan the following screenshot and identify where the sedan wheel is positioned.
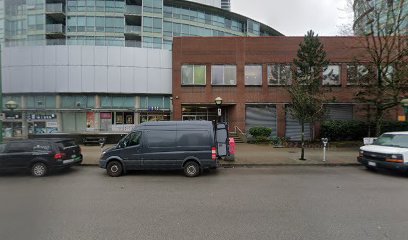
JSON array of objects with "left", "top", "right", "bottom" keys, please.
[{"left": 31, "top": 162, "right": 47, "bottom": 177}]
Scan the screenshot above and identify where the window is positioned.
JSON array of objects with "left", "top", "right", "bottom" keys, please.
[
  {"left": 211, "top": 65, "right": 236, "bottom": 85},
  {"left": 245, "top": 65, "right": 262, "bottom": 85},
  {"left": 323, "top": 65, "right": 341, "bottom": 86},
  {"left": 123, "top": 131, "right": 141, "bottom": 147},
  {"left": 347, "top": 64, "right": 369, "bottom": 85},
  {"left": 182, "top": 65, "right": 206, "bottom": 85},
  {"left": 268, "top": 64, "right": 291, "bottom": 85}
]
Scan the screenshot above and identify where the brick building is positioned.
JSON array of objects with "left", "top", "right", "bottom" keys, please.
[{"left": 172, "top": 36, "right": 402, "bottom": 140}]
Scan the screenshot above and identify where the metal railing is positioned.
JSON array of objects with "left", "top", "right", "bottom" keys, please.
[
  {"left": 234, "top": 125, "right": 247, "bottom": 142},
  {"left": 125, "top": 5, "right": 142, "bottom": 15},
  {"left": 46, "top": 3, "right": 65, "bottom": 13},
  {"left": 125, "top": 25, "right": 141, "bottom": 34},
  {"left": 46, "top": 24, "right": 65, "bottom": 33},
  {"left": 125, "top": 40, "right": 142, "bottom": 48}
]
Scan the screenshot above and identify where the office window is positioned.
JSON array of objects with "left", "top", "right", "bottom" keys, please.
[
  {"left": 268, "top": 64, "right": 292, "bottom": 85},
  {"left": 245, "top": 65, "right": 262, "bottom": 85},
  {"left": 211, "top": 65, "right": 237, "bottom": 85},
  {"left": 347, "top": 64, "right": 369, "bottom": 85},
  {"left": 323, "top": 65, "right": 341, "bottom": 86},
  {"left": 182, "top": 65, "right": 206, "bottom": 85}
]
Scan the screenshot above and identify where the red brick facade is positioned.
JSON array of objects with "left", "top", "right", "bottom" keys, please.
[{"left": 172, "top": 36, "right": 403, "bottom": 138}]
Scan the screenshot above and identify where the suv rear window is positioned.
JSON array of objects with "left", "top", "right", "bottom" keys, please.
[{"left": 56, "top": 140, "right": 77, "bottom": 148}]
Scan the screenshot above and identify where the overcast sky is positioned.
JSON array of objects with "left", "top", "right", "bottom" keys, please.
[{"left": 231, "top": 0, "right": 353, "bottom": 36}]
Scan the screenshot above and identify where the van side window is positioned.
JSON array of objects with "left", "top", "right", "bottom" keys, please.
[{"left": 123, "top": 131, "right": 141, "bottom": 147}]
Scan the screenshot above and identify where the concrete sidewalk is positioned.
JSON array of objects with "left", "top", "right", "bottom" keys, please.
[{"left": 81, "top": 143, "right": 360, "bottom": 167}]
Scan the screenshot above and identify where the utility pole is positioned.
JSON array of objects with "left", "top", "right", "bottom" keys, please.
[{"left": 0, "top": 44, "right": 3, "bottom": 143}]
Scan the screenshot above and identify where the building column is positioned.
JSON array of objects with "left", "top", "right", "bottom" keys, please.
[
  {"left": 276, "top": 104, "right": 286, "bottom": 138},
  {"left": 21, "top": 96, "right": 28, "bottom": 139},
  {"left": 56, "top": 95, "right": 63, "bottom": 132},
  {"left": 135, "top": 96, "right": 140, "bottom": 124},
  {"left": 95, "top": 95, "right": 101, "bottom": 131}
]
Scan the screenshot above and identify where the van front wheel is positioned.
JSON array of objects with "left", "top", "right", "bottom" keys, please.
[
  {"left": 107, "top": 161, "right": 123, "bottom": 177},
  {"left": 184, "top": 161, "right": 200, "bottom": 177}
]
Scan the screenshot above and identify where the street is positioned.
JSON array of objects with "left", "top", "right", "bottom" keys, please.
[{"left": 1, "top": 166, "right": 408, "bottom": 240}]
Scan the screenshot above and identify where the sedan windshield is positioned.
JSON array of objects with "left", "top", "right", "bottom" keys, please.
[{"left": 373, "top": 134, "right": 408, "bottom": 148}]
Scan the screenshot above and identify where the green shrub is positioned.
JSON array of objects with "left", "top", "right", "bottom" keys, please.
[
  {"left": 321, "top": 120, "right": 408, "bottom": 141},
  {"left": 249, "top": 126, "right": 272, "bottom": 137}
]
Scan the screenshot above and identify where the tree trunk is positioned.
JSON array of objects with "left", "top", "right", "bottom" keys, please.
[
  {"left": 300, "top": 121, "right": 306, "bottom": 160},
  {"left": 374, "top": 108, "right": 383, "bottom": 137}
]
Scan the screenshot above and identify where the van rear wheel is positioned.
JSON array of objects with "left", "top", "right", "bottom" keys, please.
[
  {"left": 184, "top": 161, "right": 200, "bottom": 177},
  {"left": 107, "top": 161, "right": 123, "bottom": 177}
]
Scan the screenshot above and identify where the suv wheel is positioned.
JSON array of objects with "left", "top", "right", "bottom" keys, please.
[
  {"left": 184, "top": 161, "right": 200, "bottom": 177},
  {"left": 107, "top": 161, "right": 123, "bottom": 177},
  {"left": 31, "top": 162, "right": 47, "bottom": 177}
]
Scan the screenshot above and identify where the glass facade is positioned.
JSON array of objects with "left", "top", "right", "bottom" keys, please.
[{"left": 1, "top": 0, "right": 281, "bottom": 48}]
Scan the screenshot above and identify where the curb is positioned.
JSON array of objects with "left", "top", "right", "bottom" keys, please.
[{"left": 81, "top": 163, "right": 361, "bottom": 167}]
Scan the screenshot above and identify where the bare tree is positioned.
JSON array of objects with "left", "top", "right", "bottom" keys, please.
[
  {"left": 337, "top": 0, "right": 354, "bottom": 36},
  {"left": 353, "top": 0, "right": 408, "bottom": 136}
]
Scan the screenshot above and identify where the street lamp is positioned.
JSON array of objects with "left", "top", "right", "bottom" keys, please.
[
  {"left": 6, "top": 100, "right": 18, "bottom": 137},
  {"left": 214, "top": 97, "right": 223, "bottom": 123}
]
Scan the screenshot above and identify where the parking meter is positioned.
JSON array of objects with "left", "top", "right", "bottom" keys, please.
[{"left": 321, "top": 138, "right": 328, "bottom": 162}]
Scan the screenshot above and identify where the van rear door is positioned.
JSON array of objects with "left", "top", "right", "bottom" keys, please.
[{"left": 215, "top": 123, "right": 229, "bottom": 157}]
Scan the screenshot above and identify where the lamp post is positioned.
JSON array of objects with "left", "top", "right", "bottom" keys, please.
[
  {"left": 401, "top": 99, "right": 408, "bottom": 121},
  {"left": 214, "top": 97, "right": 223, "bottom": 123},
  {"left": 6, "top": 100, "right": 18, "bottom": 137}
]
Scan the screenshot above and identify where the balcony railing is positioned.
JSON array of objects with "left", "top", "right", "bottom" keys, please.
[
  {"left": 125, "top": 5, "right": 142, "bottom": 15},
  {"left": 46, "top": 24, "right": 65, "bottom": 34},
  {"left": 46, "top": 3, "right": 65, "bottom": 13},
  {"left": 125, "top": 25, "right": 141, "bottom": 34},
  {"left": 125, "top": 40, "right": 142, "bottom": 48},
  {"left": 47, "top": 39, "right": 66, "bottom": 45}
]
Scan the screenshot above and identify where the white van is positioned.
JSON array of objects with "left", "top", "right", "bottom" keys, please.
[{"left": 358, "top": 132, "right": 408, "bottom": 172}]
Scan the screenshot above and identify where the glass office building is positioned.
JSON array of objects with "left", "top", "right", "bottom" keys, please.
[
  {"left": 353, "top": 0, "right": 408, "bottom": 35},
  {"left": 0, "top": 0, "right": 281, "bottom": 137}
]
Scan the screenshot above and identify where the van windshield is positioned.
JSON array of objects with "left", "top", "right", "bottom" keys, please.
[{"left": 373, "top": 134, "right": 408, "bottom": 148}]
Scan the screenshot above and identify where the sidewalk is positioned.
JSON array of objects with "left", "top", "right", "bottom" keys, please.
[{"left": 81, "top": 143, "right": 360, "bottom": 167}]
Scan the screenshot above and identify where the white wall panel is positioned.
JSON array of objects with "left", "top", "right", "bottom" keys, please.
[
  {"left": 160, "top": 50, "right": 172, "bottom": 69},
  {"left": 32, "top": 66, "right": 44, "bottom": 92},
  {"left": 108, "top": 47, "right": 121, "bottom": 66},
  {"left": 134, "top": 48, "right": 148, "bottom": 67},
  {"left": 81, "top": 47, "right": 94, "bottom": 66},
  {"left": 55, "top": 46, "right": 69, "bottom": 65},
  {"left": 94, "top": 66, "right": 108, "bottom": 92},
  {"left": 44, "top": 66, "right": 57, "bottom": 92},
  {"left": 3, "top": 46, "right": 173, "bottom": 94},
  {"left": 94, "top": 46, "right": 108, "bottom": 66},
  {"left": 56, "top": 66, "right": 69, "bottom": 91},
  {"left": 68, "top": 46, "right": 82, "bottom": 66},
  {"left": 147, "top": 49, "right": 162, "bottom": 68},
  {"left": 120, "top": 67, "right": 134, "bottom": 93},
  {"left": 31, "top": 47, "right": 45, "bottom": 66},
  {"left": 134, "top": 67, "right": 148, "bottom": 93},
  {"left": 44, "top": 47, "right": 56, "bottom": 66},
  {"left": 107, "top": 67, "right": 121, "bottom": 92},
  {"left": 120, "top": 47, "right": 134, "bottom": 67},
  {"left": 82, "top": 66, "right": 95, "bottom": 92},
  {"left": 68, "top": 66, "right": 82, "bottom": 92},
  {"left": 2, "top": 67, "right": 11, "bottom": 91},
  {"left": 147, "top": 68, "right": 162, "bottom": 93}
]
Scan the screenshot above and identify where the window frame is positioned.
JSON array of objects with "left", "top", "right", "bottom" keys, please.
[
  {"left": 267, "top": 64, "right": 292, "bottom": 86},
  {"left": 211, "top": 65, "right": 237, "bottom": 86},
  {"left": 245, "top": 64, "right": 263, "bottom": 86},
  {"left": 322, "top": 64, "right": 341, "bottom": 86},
  {"left": 181, "top": 64, "right": 206, "bottom": 86}
]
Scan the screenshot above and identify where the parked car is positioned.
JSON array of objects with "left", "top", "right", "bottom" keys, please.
[
  {"left": 99, "top": 121, "right": 229, "bottom": 177},
  {"left": 357, "top": 132, "right": 408, "bottom": 172},
  {"left": 0, "top": 138, "right": 83, "bottom": 177}
]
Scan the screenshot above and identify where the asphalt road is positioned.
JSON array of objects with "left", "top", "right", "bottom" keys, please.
[{"left": 1, "top": 166, "right": 408, "bottom": 240}]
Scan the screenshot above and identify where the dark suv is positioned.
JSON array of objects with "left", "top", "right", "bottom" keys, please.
[{"left": 0, "top": 138, "right": 83, "bottom": 177}]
